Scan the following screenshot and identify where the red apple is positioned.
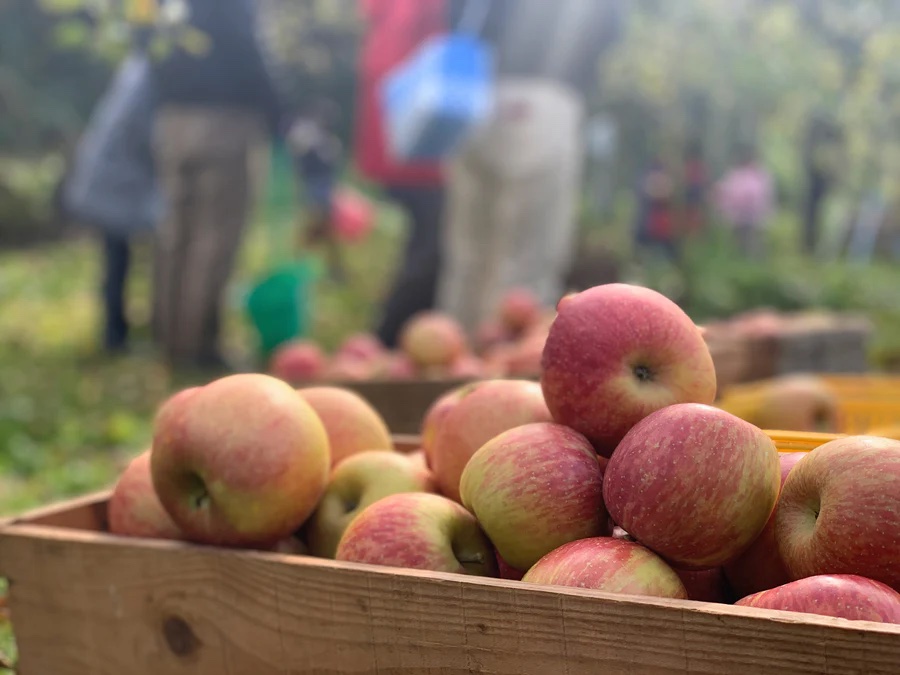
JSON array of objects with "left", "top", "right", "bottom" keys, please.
[
  {"left": 151, "top": 374, "right": 330, "bottom": 547},
  {"left": 378, "top": 352, "right": 417, "bottom": 380},
  {"left": 604, "top": 403, "right": 780, "bottom": 569},
  {"left": 307, "top": 450, "right": 435, "bottom": 558},
  {"left": 335, "top": 493, "right": 497, "bottom": 576},
  {"left": 297, "top": 386, "right": 393, "bottom": 467},
  {"left": 108, "top": 450, "right": 184, "bottom": 541},
  {"left": 505, "top": 334, "right": 546, "bottom": 377},
  {"left": 336, "top": 333, "right": 385, "bottom": 364},
  {"left": 420, "top": 385, "right": 469, "bottom": 469},
  {"left": 268, "top": 340, "right": 326, "bottom": 383},
  {"left": 324, "top": 356, "right": 374, "bottom": 382},
  {"left": 725, "top": 452, "right": 808, "bottom": 597},
  {"left": 675, "top": 567, "right": 733, "bottom": 604},
  {"left": 498, "top": 287, "right": 541, "bottom": 334},
  {"left": 495, "top": 550, "right": 525, "bottom": 581},
  {"left": 541, "top": 284, "right": 717, "bottom": 456},
  {"left": 430, "top": 379, "right": 553, "bottom": 502},
  {"left": 400, "top": 311, "right": 468, "bottom": 368},
  {"left": 460, "top": 423, "right": 608, "bottom": 571},
  {"left": 476, "top": 319, "right": 512, "bottom": 354},
  {"left": 775, "top": 436, "right": 900, "bottom": 591},
  {"left": 736, "top": 575, "right": 900, "bottom": 624},
  {"left": 522, "top": 538, "right": 688, "bottom": 600},
  {"left": 448, "top": 354, "right": 487, "bottom": 379}
]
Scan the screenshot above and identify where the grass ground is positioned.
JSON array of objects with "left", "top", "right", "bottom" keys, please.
[{"left": 0, "top": 198, "right": 405, "bottom": 517}]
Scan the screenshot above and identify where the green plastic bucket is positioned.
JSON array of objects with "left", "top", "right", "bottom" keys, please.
[
  {"left": 245, "top": 257, "right": 320, "bottom": 359},
  {"left": 244, "top": 143, "right": 321, "bottom": 359}
]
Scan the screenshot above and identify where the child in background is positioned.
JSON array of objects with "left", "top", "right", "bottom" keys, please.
[{"left": 287, "top": 98, "right": 346, "bottom": 281}]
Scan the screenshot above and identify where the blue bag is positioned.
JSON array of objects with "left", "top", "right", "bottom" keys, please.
[
  {"left": 380, "top": 0, "right": 494, "bottom": 162},
  {"left": 64, "top": 53, "right": 164, "bottom": 237}
]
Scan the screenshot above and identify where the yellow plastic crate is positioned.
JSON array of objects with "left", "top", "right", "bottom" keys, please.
[{"left": 719, "top": 374, "right": 900, "bottom": 436}]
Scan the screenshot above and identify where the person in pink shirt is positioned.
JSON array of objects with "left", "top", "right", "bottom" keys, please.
[{"left": 714, "top": 146, "right": 775, "bottom": 259}]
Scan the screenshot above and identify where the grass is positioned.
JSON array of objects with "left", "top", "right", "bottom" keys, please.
[{"left": 0, "top": 197, "right": 405, "bottom": 517}]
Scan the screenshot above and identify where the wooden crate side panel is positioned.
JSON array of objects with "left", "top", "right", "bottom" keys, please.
[{"left": 1, "top": 528, "right": 899, "bottom": 675}]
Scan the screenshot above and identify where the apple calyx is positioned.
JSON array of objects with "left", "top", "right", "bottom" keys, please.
[{"left": 633, "top": 364, "right": 654, "bottom": 383}]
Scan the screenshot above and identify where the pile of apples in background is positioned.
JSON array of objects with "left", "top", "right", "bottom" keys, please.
[
  {"left": 108, "top": 283, "right": 900, "bottom": 626},
  {"left": 268, "top": 288, "right": 553, "bottom": 383}
]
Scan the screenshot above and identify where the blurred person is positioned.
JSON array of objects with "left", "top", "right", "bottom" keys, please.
[
  {"left": 150, "top": 0, "right": 286, "bottom": 372},
  {"left": 287, "top": 98, "right": 346, "bottom": 282},
  {"left": 714, "top": 146, "right": 775, "bottom": 259},
  {"left": 61, "top": 11, "right": 160, "bottom": 355},
  {"left": 436, "top": 0, "right": 625, "bottom": 336},
  {"left": 353, "top": 0, "right": 449, "bottom": 348},
  {"left": 634, "top": 157, "right": 678, "bottom": 261},
  {"left": 681, "top": 139, "right": 709, "bottom": 238}
]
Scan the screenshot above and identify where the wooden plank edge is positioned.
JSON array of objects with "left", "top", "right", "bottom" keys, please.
[
  {"left": 0, "top": 490, "right": 111, "bottom": 529},
  {"left": 1, "top": 522, "right": 898, "bottom": 638}
]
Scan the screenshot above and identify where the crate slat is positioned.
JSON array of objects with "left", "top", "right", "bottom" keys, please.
[{"left": 0, "top": 524, "right": 898, "bottom": 675}]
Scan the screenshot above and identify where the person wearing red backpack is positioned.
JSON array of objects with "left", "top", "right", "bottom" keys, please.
[{"left": 354, "top": 0, "right": 449, "bottom": 348}]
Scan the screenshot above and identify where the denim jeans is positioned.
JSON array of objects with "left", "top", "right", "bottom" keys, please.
[
  {"left": 102, "top": 232, "right": 131, "bottom": 351},
  {"left": 374, "top": 185, "right": 445, "bottom": 348}
]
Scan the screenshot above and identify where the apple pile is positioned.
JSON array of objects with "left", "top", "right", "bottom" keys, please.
[
  {"left": 107, "top": 283, "right": 900, "bottom": 627},
  {"left": 268, "top": 288, "right": 554, "bottom": 384}
]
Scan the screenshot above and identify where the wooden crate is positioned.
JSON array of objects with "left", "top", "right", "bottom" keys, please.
[
  {"left": 1, "top": 493, "right": 898, "bottom": 673},
  {"left": 330, "top": 379, "right": 472, "bottom": 435}
]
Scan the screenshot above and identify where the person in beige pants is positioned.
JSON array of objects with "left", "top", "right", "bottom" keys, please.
[
  {"left": 152, "top": 107, "right": 263, "bottom": 368},
  {"left": 437, "top": 79, "right": 585, "bottom": 334},
  {"left": 148, "top": 0, "right": 284, "bottom": 371},
  {"left": 438, "top": 0, "right": 623, "bottom": 336}
]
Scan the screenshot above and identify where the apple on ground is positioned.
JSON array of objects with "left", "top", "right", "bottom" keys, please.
[
  {"left": 108, "top": 450, "right": 184, "bottom": 541},
  {"left": 297, "top": 386, "right": 393, "bottom": 467},
  {"left": 269, "top": 340, "right": 327, "bottom": 383},
  {"left": 522, "top": 538, "right": 688, "bottom": 600},
  {"left": 460, "top": 423, "right": 608, "bottom": 571},
  {"left": 430, "top": 379, "right": 553, "bottom": 502},
  {"left": 541, "top": 283, "right": 717, "bottom": 456},
  {"left": 752, "top": 375, "right": 838, "bottom": 433},
  {"left": 400, "top": 311, "right": 468, "bottom": 368},
  {"left": 725, "top": 452, "right": 807, "bottom": 597},
  {"left": 603, "top": 403, "right": 780, "bottom": 569},
  {"left": 775, "top": 436, "right": 900, "bottom": 591},
  {"left": 307, "top": 450, "right": 436, "bottom": 558},
  {"left": 736, "top": 575, "right": 900, "bottom": 624},
  {"left": 151, "top": 374, "right": 330, "bottom": 547},
  {"left": 335, "top": 493, "right": 497, "bottom": 576}
]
